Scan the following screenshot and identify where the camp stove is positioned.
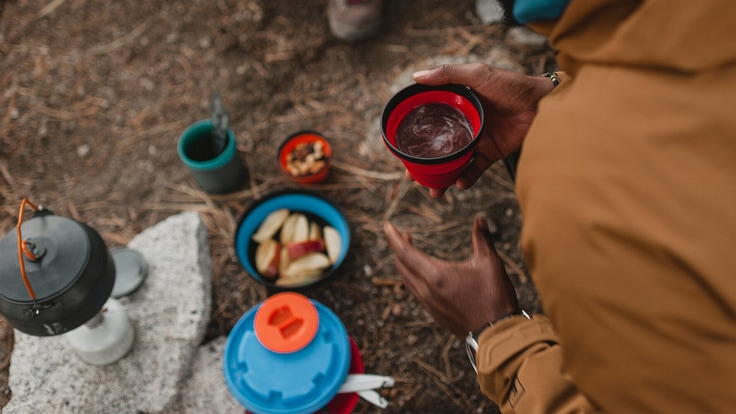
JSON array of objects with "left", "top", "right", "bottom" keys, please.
[{"left": 0, "top": 199, "right": 144, "bottom": 365}]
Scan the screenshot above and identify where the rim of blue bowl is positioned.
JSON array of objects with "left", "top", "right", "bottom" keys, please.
[{"left": 233, "top": 188, "right": 351, "bottom": 291}]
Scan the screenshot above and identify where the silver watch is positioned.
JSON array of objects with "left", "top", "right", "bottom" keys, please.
[{"left": 465, "top": 310, "right": 530, "bottom": 373}]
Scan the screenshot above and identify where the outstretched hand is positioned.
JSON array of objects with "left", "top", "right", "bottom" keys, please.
[
  {"left": 410, "top": 63, "right": 555, "bottom": 198},
  {"left": 384, "top": 215, "right": 519, "bottom": 338}
]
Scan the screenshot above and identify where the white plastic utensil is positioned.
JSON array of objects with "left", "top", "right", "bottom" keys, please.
[
  {"left": 357, "top": 390, "right": 389, "bottom": 409},
  {"left": 337, "top": 374, "right": 395, "bottom": 393},
  {"left": 337, "top": 374, "right": 394, "bottom": 409}
]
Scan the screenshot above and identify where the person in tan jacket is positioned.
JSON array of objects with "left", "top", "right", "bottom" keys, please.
[{"left": 384, "top": 0, "right": 736, "bottom": 412}]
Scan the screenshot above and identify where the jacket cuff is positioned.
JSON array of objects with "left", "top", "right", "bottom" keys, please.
[{"left": 476, "top": 315, "right": 559, "bottom": 401}]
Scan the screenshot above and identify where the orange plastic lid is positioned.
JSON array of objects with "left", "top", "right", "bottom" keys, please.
[{"left": 254, "top": 292, "right": 319, "bottom": 353}]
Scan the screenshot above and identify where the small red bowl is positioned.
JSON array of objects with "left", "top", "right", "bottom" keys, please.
[{"left": 278, "top": 131, "right": 332, "bottom": 184}]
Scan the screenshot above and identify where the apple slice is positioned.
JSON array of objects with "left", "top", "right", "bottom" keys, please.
[
  {"left": 291, "top": 214, "right": 309, "bottom": 243},
  {"left": 323, "top": 226, "right": 342, "bottom": 264},
  {"left": 254, "top": 239, "right": 281, "bottom": 278},
  {"left": 279, "top": 247, "right": 291, "bottom": 277},
  {"left": 282, "top": 252, "right": 330, "bottom": 278},
  {"left": 279, "top": 213, "right": 300, "bottom": 244},
  {"left": 309, "top": 221, "right": 322, "bottom": 240},
  {"left": 286, "top": 239, "right": 326, "bottom": 260},
  {"left": 285, "top": 267, "right": 324, "bottom": 280},
  {"left": 275, "top": 272, "right": 321, "bottom": 287},
  {"left": 252, "top": 209, "right": 290, "bottom": 243}
]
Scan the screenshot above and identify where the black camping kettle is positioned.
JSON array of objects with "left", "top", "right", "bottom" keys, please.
[{"left": 0, "top": 202, "right": 115, "bottom": 336}]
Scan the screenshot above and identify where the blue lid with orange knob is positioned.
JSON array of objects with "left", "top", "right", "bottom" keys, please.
[{"left": 223, "top": 292, "right": 351, "bottom": 414}]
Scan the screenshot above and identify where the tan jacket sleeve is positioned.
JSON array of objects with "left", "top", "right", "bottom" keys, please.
[{"left": 476, "top": 315, "right": 595, "bottom": 413}]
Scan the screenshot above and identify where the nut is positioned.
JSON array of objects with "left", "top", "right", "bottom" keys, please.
[{"left": 285, "top": 141, "right": 327, "bottom": 177}]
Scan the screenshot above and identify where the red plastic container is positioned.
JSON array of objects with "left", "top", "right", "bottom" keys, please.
[
  {"left": 278, "top": 131, "right": 332, "bottom": 185},
  {"left": 381, "top": 83, "right": 484, "bottom": 189},
  {"left": 326, "top": 337, "right": 364, "bottom": 413}
]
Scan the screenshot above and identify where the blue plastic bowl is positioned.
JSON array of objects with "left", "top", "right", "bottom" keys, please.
[{"left": 234, "top": 189, "right": 351, "bottom": 290}]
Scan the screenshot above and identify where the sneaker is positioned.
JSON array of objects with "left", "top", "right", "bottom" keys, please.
[{"left": 327, "top": 0, "right": 383, "bottom": 42}]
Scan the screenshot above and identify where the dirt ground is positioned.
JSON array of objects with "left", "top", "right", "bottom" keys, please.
[{"left": 0, "top": 1, "right": 558, "bottom": 412}]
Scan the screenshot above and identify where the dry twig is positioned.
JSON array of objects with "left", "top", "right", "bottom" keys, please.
[
  {"left": 441, "top": 336, "right": 463, "bottom": 382},
  {"left": 0, "top": 318, "right": 12, "bottom": 371},
  {"left": 37, "top": 0, "right": 66, "bottom": 19},
  {"left": 331, "top": 160, "right": 402, "bottom": 181},
  {"left": 383, "top": 175, "right": 411, "bottom": 221},
  {"left": 90, "top": 19, "right": 152, "bottom": 55},
  {"left": 484, "top": 166, "right": 515, "bottom": 193},
  {"left": 413, "top": 357, "right": 474, "bottom": 412}
]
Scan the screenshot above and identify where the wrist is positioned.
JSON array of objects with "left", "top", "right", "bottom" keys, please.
[
  {"left": 471, "top": 309, "right": 524, "bottom": 338},
  {"left": 465, "top": 310, "right": 530, "bottom": 373}
]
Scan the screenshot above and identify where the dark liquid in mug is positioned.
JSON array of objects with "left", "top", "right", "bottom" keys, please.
[
  {"left": 395, "top": 103, "right": 473, "bottom": 158},
  {"left": 185, "top": 134, "right": 226, "bottom": 162}
]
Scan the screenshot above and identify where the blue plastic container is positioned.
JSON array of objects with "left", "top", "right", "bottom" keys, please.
[{"left": 223, "top": 294, "right": 351, "bottom": 414}]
